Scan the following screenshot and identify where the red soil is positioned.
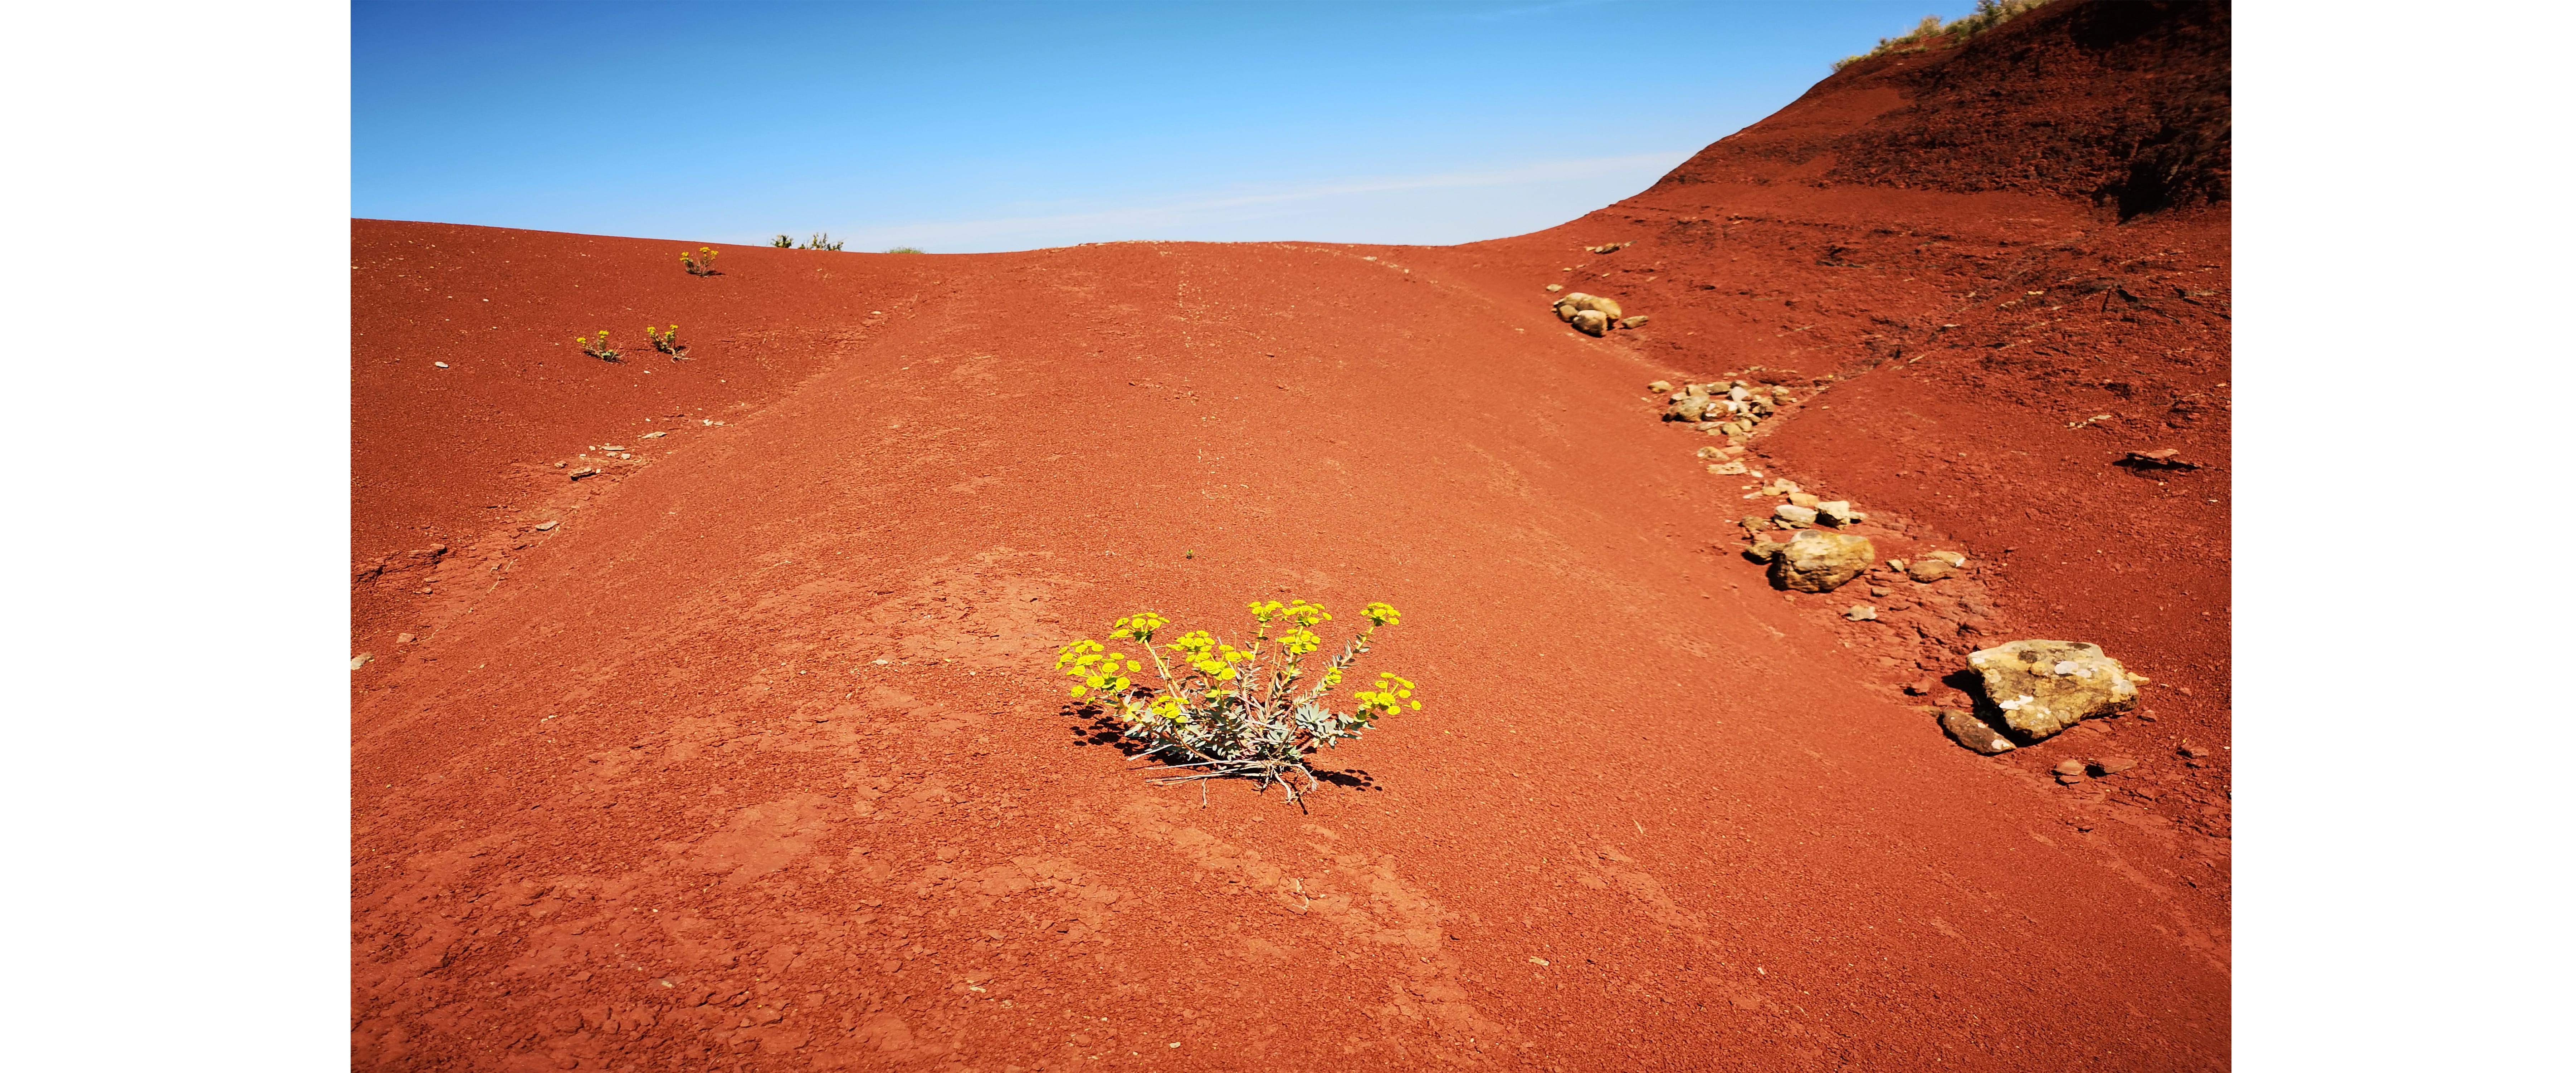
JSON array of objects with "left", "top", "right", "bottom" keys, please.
[{"left": 351, "top": 4, "right": 2230, "bottom": 1068}]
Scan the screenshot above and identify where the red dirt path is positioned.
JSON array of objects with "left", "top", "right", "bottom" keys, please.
[{"left": 352, "top": 5, "right": 2229, "bottom": 1069}]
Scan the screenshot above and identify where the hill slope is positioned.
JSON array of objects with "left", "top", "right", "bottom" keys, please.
[{"left": 351, "top": 3, "right": 2230, "bottom": 1068}]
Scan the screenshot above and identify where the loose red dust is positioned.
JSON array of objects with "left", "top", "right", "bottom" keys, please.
[{"left": 352, "top": 4, "right": 2230, "bottom": 1069}]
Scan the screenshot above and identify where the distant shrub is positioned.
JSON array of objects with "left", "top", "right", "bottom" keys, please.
[
  {"left": 799, "top": 233, "right": 844, "bottom": 251},
  {"left": 645, "top": 323, "right": 688, "bottom": 360},
  {"left": 883, "top": 245, "right": 925, "bottom": 254},
  {"left": 771, "top": 234, "right": 794, "bottom": 248},
  {"left": 680, "top": 246, "right": 721, "bottom": 276},
  {"left": 1833, "top": 0, "right": 2050, "bottom": 71},
  {"left": 577, "top": 329, "right": 621, "bottom": 362},
  {"left": 1055, "top": 599, "right": 1416, "bottom": 804}
]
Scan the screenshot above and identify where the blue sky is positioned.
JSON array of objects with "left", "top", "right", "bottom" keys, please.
[{"left": 354, "top": 1, "right": 1977, "bottom": 252}]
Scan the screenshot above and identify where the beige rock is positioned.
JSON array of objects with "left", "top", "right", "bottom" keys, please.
[
  {"left": 1769, "top": 530, "right": 1877, "bottom": 593},
  {"left": 1696, "top": 445, "right": 1725, "bottom": 459},
  {"left": 1570, "top": 309, "right": 1610, "bottom": 336},
  {"left": 1924, "top": 550, "right": 1967, "bottom": 567},
  {"left": 1545, "top": 283, "right": 1564, "bottom": 292},
  {"left": 1743, "top": 539, "right": 1789, "bottom": 563},
  {"left": 1669, "top": 395, "right": 1711, "bottom": 422},
  {"left": 1773, "top": 504, "right": 1819, "bottom": 526},
  {"left": 1648, "top": 380, "right": 1673, "bottom": 394},
  {"left": 1619, "top": 315, "right": 1649, "bottom": 329},
  {"left": 1814, "top": 500, "right": 1862, "bottom": 525},
  {"left": 1907, "top": 558, "right": 1954, "bottom": 582},
  {"left": 1707, "top": 462, "right": 1747, "bottom": 475},
  {"left": 1935, "top": 709, "right": 2016, "bottom": 754},
  {"left": 1556, "top": 293, "right": 1625, "bottom": 320},
  {"left": 1788, "top": 491, "right": 1820, "bottom": 508},
  {"left": 1844, "top": 604, "right": 1878, "bottom": 621},
  {"left": 1967, "top": 640, "right": 2141, "bottom": 740}
]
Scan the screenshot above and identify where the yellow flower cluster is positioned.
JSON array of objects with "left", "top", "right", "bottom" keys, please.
[
  {"left": 1053, "top": 639, "right": 1139, "bottom": 699},
  {"left": 1247, "top": 598, "right": 1332, "bottom": 626},
  {"left": 1284, "top": 599, "right": 1331, "bottom": 626},
  {"left": 1109, "top": 612, "right": 1168, "bottom": 642},
  {"left": 1351, "top": 672, "right": 1420, "bottom": 719},
  {"left": 1049, "top": 598, "right": 1414, "bottom": 804},
  {"left": 1166, "top": 630, "right": 1248, "bottom": 682},
  {"left": 1277, "top": 627, "right": 1322, "bottom": 656}
]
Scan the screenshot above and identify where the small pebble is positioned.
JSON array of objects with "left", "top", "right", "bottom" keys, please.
[{"left": 433, "top": 362, "right": 449, "bottom": 368}]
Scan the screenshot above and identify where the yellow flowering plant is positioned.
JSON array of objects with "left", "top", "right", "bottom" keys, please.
[
  {"left": 1053, "top": 599, "right": 1414, "bottom": 804},
  {"left": 577, "top": 329, "right": 621, "bottom": 362},
  {"left": 645, "top": 323, "right": 688, "bottom": 360},
  {"left": 680, "top": 246, "right": 721, "bottom": 276}
]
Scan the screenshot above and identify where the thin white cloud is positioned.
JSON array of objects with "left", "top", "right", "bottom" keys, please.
[{"left": 836, "top": 151, "right": 1689, "bottom": 252}]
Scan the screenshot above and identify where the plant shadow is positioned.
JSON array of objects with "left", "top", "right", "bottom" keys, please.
[{"left": 1060, "top": 702, "right": 1382, "bottom": 798}]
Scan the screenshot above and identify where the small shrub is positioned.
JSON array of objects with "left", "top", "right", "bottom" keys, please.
[
  {"left": 1833, "top": 0, "right": 2051, "bottom": 71},
  {"left": 645, "top": 323, "right": 688, "bottom": 360},
  {"left": 883, "top": 245, "right": 925, "bottom": 254},
  {"left": 577, "top": 329, "right": 621, "bottom": 362},
  {"left": 771, "top": 234, "right": 794, "bottom": 248},
  {"left": 799, "top": 233, "right": 844, "bottom": 251},
  {"left": 680, "top": 246, "right": 722, "bottom": 276},
  {"left": 1054, "top": 599, "right": 1416, "bottom": 804}
]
